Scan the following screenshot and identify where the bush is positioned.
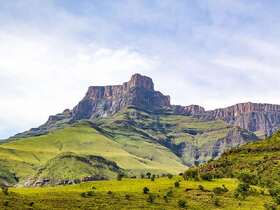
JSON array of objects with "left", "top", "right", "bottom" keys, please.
[
  {"left": 163, "top": 195, "right": 169, "bottom": 203},
  {"left": 198, "top": 185, "right": 204, "bottom": 191},
  {"left": 237, "top": 173, "right": 258, "bottom": 185},
  {"left": 200, "top": 173, "right": 213, "bottom": 181},
  {"left": 1, "top": 186, "right": 9, "bottom": 195},
  {"left": 183, "top": 168, "right": 198, "bottom": 180},
  {"left": 107, "top": 191, "right": 113, "bottom": 195},
  {"left": 213, "top": 185, "right": 228, "bottom": 195},
  {"left": 125, "top": 194, "right": 130, "bottom": 200},
  {"left": 269, "top": 187, "right": 280, "bottom": 204},
  {"left": 166, "top": 189, "right": 173, "bottom": 197},
  {"left": 174, "top": 181, "right": 180, "bottom": 188},
  {"left": 117, "top": 173, "right": 124, "bottom": 181},
  {"left": 151, "top": 174, "right": 156, "bottom": 181},
  {"left": 146, "top": 172, "right": 151, "bottom": 179},
  {"left": 212, "top": 196, "right": 220, "bottom": 206},
  {"left": 234, "top": 183, "right": 251, "bottom": 200},
  {"left": 147, "top": 194, "right": 156, "bottom": 203},
  {"left": 178, "top": 199, "right": 187, "bottom": 208},
  {"left": 143, "top": 187, "right": 150, "bottom": 194},
  {"left": 167, "top": 174, "right": 173, "bottom": 179}
]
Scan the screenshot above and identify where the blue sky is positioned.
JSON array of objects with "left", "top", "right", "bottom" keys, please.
[{"left": 1, "top": 0, "right": 280, "bottom": 138}]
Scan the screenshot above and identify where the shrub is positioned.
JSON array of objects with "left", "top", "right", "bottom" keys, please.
[
  {"left": 212, "top": 196, "right": 220, "bottom": 206},
  {"left": 167, "top": 174, "right": 173, "bottom": 179},
  {"left": 213, "top": 186, "right": 228, "bottom": 195},
  {"left": 178, "top": 199, "right": 187, "bottom": 208},
  {"left": 163, "top": 195, "right": 169, "bottom": 203},
  {"left": 200, "top": 173, "right": 213, "bottom": 181},
  {"left": 234, "top": 183, "right": 251, "bottom": 200},
  {"left": 107, "top": 191, "right": 113, "bottom": 195},
  {"left": 140, "top": 174, "right": 145, "bottom": 179},
  {"left": 269, "top": 187, "right": 280, "bottom": 204},
  {"left": 143, "top": 187, "right": 150, "bottom": 194},
  {"left": 183, "top": 168, "right": 198, "bottom": 180},
  {"left": 117, "top": 173, "right": 124, "bottom": 181},
  {"left": 174, "top": 181, "right": 180, "bottom": 188},
  {"left": 146, "top": 172, "right": 151, "bottom": 179},
  {"left": 1, "top": 186, "right": 9, "bottom": 195},
  {"left": 237, "top": 173, "right": 258, "bottom": 185},
  {"left": 3, "top": 201, "right": 8, "bottom": 207},
  {"left": 166, "top": 189, "right": 173, "bottom": 197},
  {"left": 125, "top": 194, "right": 130, "bottom": 200},
  {"left": 198, "top": 185, "right": 204, "bottom": 191},
  {"left": 151, "top": 174, "right": 156, "bottom": 181},
  {"left": 147, "top": 194, "right": 156, "bottom": 203}
]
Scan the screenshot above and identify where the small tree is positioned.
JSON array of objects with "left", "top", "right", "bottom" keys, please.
[
  {"left": 151, "top": 174, "right": 156, "bottom": 182},
  {"left": 1, "top": 186, "right": 9, "bottom": 195},
  {"left": 178, "top": 199, "right": 187, "bottom": 208},
  {"left": 167, "top": 174, "right": 173, "bottom": 179},
  {"left": 200, "top": 173, "right": 213, "bottom": 181},
  {"left": 174, "top": 181, "right": 180, "bottom": 188},
  {"left": 143, "top": 187, "right": 150, "bottom": 194},
  {"left": 269, "top": 187, "right": 280, "bottom": 205},
  {"left": 234, "top": 183, "right": 251, "bottom": 200},
  {"left": 183, "top": 168, "right": 198, "bottom": 180},
  {"left": 117, "top": 173, "right": 124, "bottom": 181},
  {"left": 147, "top": 194, "right": 156, "bottom": 203},
  {"left": 146, "top": 172, "right": 151, "bottom": 179}
]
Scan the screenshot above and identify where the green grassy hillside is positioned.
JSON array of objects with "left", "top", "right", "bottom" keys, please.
[
  {"left": 0, "top": 177, "right": 273, "bottom": 210},
  {"left": 0, "top": 107, "right": 258, "bottom": 186},
  {"left": 199, "top": 130, "right": 280, "bottom": 187},
  {"left": 0, "top": 121, "right": 187, "bottom": 185}
]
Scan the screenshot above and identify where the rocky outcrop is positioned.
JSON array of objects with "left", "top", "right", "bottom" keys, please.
[
  {"left": 172, "top": 105, "right": 205, "bottom": 116},
  {"left": 12, "top": 74, "right": 280, "bottom": 139},
  {"left": 72, "top": 74, "right": 170, "bottom": 120},
  {"left": 201, "top": 102, "right": 280, "bottom": 136}
]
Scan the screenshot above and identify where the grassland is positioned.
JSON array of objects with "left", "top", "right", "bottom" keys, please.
[
  {"left": 0, "top": 107, "right": 258, "bottom": 186},
  {"left": 200, "top": 130, "right": 280, "bottom": 188},
  {"left": 0, "top": 177, "right": 274, "bottom": 210}
]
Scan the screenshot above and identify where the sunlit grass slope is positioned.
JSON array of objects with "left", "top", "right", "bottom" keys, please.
[
  {"left": 0, "top": 177, "right": 273, "bottom": 210},
  {"left": 0, "top": 122, "right": 187, "bottom": 184},
  {"left": 200, "top": 130, "right": 280, "bottom": 187}
]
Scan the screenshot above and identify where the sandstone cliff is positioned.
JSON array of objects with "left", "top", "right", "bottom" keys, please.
[{"left": 201, "top": 102, "right": 280, "bottom": 136}]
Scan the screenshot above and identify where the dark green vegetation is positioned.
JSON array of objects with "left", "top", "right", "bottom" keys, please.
[
  {"left": 0, "top": 107, "right": 257, "bottom": 186},
  {"left": 0, "top": 177, "right": 274, "bottom": 210},
  {"left": 200, "top": 131, "right": 280, "bottom": 187}
]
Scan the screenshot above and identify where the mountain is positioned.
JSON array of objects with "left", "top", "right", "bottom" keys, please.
[
  {"left": 200, "top": 102, "right": 280, "bottom": 137},
  {"left": 199, "top": 130, "right": 280, "bottom": 187},
  {"left": 1, "top": 73, "right": 280, "bottom": 186}
]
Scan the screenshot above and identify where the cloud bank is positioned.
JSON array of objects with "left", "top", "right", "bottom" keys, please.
[{"left": 1, "top": 0, "right": 280, "bottom": 138}]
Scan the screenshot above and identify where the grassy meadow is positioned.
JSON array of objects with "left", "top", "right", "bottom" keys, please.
[{"left": 0, "top": 177, "right": 274, "bottom": 210}]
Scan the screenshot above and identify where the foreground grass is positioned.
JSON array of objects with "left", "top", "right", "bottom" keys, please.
[{"left": 0, "top": 177, "right": 274, "bottom": 210}]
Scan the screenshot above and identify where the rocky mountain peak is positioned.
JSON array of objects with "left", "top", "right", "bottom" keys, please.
[{"left": 125, "top": 73, "right": 154, "bottom": 91}]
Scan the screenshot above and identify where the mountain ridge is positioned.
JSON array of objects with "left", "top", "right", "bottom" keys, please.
[{"left": 13, "top": 73, "right": 280, "bottom": 139}]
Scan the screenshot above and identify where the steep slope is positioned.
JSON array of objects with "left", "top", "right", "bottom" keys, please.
[
  {"left": 200, "top": 102, "right": 280, "bottom": 137},
  {"left": 200, "top": 130, "right": 280, "bottom": 187},
  {"left": 24, "top": 152, "right": 124, "bottom": 186},
  {"left": 96, "top": 107, "right": 257, "bottom": 166},
  {"left": 0, "top": 122, "right": 187, "bottom": 185}
]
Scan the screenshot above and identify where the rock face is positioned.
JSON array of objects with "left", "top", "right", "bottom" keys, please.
[
  {"left": 12, "top": 74, "right": 280, "bottom": 138},
  {"left": 172, "top": 105, "right": 205, "bottom": 116},
  {"left": 72, "top": 74, "right": 170, "bottom": 120},
  {"left": 201, "top": 103, "right": 280, "bottom": 136}
]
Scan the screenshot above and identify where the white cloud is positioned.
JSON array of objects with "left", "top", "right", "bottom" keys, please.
[{"left": 0, "top": 28, "right": 157, "bottom": 139}]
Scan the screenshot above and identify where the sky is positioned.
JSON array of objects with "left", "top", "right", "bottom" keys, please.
[{"left": 1, "top": 0, "right": 280, "bottom": 139}]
